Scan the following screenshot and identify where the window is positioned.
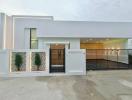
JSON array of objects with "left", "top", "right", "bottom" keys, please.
[{"left": 30, "top": 28, "right": 38, "bottom": 49}]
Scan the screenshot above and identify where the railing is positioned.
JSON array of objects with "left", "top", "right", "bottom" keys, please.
[{"left": 86, "top": 49, "right": 132, "bottom": 70}]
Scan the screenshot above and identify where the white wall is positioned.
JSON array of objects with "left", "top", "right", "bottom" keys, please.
[
  {"left": 14, "top": 17, "right": 132, "bottom": 49},
  {"left": 128, "top": 39, "right": 132, "bottom": 56},
  {"left": 13, "top": 16, "right": 53, "bottom": 49},
  {"left": 0, "top": 13, "right": 2, "bottom": 49},
  {"left": 104, "top": 39, "right": 129, "bottom": 64},
  {"left": 128, "top": 39, "right": 132, "bottom": 49},
  {"left": 104, "top": 39, "right": 128, "bottom": 49},
  {"left": 38, "top": 21, "right": 132, "bottom": 38},
  {"left": 66, "top": 49, "right": 86, "bottom": 75},
  {"left": 0, "top": 50, "right": 10, "bottom": 76},
  {"left": 0, "top": 13, "right": 13, "bottom": 49},
  {"left": 0, "top": 13, "right": 5, "bottom": 49},
  {"left": 5, "top": 15, "right": 13, "bottom": 49},
  {"left": 38, "top": 38, "right": 80, "bottom": 49}
]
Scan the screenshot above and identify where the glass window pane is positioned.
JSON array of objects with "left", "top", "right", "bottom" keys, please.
[
  {"left": 31, "top": 28, "right": 37, "bottom": 40},
  {"left": 30, "top": 28, "right": 38, "bottom": 49},
  {"left": 31, "top": 40, "right": 38, "bottom": 49}
]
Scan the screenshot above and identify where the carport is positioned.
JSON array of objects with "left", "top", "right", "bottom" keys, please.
[{"left": 80, "top": 38, "right": 132, "bottom": 70}]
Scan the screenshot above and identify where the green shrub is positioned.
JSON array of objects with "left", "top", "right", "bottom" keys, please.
[
  {"left": 34, "top": 53, "right": 42, "bottom": 71},
  {"left": 15, "top": 53, "right": 23, "bottom": 71}
]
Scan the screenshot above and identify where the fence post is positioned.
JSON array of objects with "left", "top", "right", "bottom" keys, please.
[{"left": 26, "top": 50, "right": 31, "bottom": 72}]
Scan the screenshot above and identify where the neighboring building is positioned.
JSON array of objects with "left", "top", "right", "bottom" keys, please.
[{"left": 0, "top": 13, "right": 132, "bottom": 77}]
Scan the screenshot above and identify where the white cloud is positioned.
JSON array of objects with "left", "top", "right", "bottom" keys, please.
[{"left": 0, "top": 0, "right": 132, "bottom": 21}]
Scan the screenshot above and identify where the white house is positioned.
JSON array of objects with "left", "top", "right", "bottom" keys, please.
[{"left": 0, "top": 13, "right": 132, "bottom": 77}]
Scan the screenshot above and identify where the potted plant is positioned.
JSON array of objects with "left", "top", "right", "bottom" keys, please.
[
  {"left": 15, "top": 53, "right": 23, "bottom": 71},
  {"left": 34, "top": 53, "right": 42, "bottom": 71}
]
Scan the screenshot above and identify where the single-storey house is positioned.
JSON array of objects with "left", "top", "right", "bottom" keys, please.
[{"left": 0, "top": 13, "right": 132, "bottom": 77}]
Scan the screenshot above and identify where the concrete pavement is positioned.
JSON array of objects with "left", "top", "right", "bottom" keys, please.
[{"left": 0, "top": 70, "right": 132, "bottom": 100}]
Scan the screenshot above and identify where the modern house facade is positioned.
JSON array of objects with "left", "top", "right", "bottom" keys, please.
[{"left": 0, "top": 12, "right": 132, "bottom": 77}]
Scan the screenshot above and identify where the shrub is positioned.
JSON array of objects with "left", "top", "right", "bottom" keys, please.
[
  {"left": 15, "top": 53, "right": 23, "bottom": 71},
  {"left": 34, "top": 53, "right": 42, "bottom": 71}
]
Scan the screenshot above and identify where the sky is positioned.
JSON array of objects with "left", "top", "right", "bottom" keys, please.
[{"left": 0, "top": 0, "right": 132, "bottom": 21}]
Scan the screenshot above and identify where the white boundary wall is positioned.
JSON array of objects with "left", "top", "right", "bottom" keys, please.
[
  {"left": 0, "top": 13, "right": 5, "bottom": 49},
  {"left": 0, "top": 49, "right": 86, "bottom": 77},
  {"left": 0, "top": 50, "right": 10, "bottom": 76},
  {"left": 9, "top": 49, "right": 49, "bottom": 77},
  {"left": 66, "top": 49, "right": 86, "bottom": 75}
]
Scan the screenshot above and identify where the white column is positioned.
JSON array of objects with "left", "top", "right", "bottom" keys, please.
[
  {"left": 128, "top": 39, "right": 132, "bottom": 49},
  {"left": 26, "top": 51, "right": 31, "bottom": 72},
  {"left": 0, "top": 49, "right": 10, "bottom": 76}
]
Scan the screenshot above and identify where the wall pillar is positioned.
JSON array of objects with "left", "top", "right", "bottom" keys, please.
[{"left": 128, "top": 39, "right": 132, "bottom": 49}]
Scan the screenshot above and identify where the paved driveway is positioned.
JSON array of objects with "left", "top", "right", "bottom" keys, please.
[{"left": 0, "top": 70, "right": 132, "bottom": 100}]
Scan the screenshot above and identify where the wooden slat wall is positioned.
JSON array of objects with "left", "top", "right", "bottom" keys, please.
[
  {"left": 80, "top": 43, "right": 104, "bottom": 49},
  {"left": 80, "top": 43, "right": 104, "bottom": 59},
  {"left": 50, "top": 44, "right": 65, "bottom": 65}
]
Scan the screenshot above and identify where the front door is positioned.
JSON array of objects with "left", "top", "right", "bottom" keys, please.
[{"left": 50, "top": 44, "right": 65, "bottom": 73}]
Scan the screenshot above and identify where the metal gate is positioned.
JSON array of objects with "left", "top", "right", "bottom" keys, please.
[
  {"left": 86, "top": 49, "right": 132, "bottom": 70},
  {"left": 50, "top": 49, "right": 65, "bottom": 73}
]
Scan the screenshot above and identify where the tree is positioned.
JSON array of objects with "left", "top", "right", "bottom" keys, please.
[
  {"left": 34, "top": 53, "right": 42, "bottom": 71},
  {"left": 15, "top": 53, "right": 23, "bottom": 71}
]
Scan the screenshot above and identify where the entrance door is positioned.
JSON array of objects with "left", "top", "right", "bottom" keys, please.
[{"left": 50, "top": 44, "right": 65, "bottom": 73}]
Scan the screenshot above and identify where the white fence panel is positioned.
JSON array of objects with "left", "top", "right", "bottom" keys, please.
[
  {"left": 0, "top": 50, "right": 10, "bottom": 76},
  {"left": 66, "top": 49, "right": 86, "bottom": 75},
  {"left": 9, "top": 49, "right": 49, "bottom": 77}
]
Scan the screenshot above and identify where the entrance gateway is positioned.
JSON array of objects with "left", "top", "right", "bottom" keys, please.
[{"left": 49, "top": 44, "right": 65, "bottom": 73}]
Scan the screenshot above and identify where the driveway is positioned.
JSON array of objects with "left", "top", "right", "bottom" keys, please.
[{"left": 0, "top": 70, "right": 132, "bottom": 100}]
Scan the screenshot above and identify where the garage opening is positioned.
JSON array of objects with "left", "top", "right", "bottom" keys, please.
[{"left": 80, "top": 38, "right": 132, "bottom": 70}]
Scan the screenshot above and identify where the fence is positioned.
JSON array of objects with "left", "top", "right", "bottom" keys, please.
[
  {"left": 66, "top": 49, "right": 86, "bottom": 75},
  {"left": 0, "top": 49, "right": 49, "bottom": 77},
  {"left": 0, "top": 49, "right": 86, "bottom": 77}
]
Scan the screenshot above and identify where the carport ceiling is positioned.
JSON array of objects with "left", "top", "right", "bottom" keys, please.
[{"left": 80, "top": 38, "right": 127, "bottom": 43}]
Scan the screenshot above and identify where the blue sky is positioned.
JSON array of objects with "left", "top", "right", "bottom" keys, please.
[{"left": 0, "top": 0, "right": 132, "bottom": 21}]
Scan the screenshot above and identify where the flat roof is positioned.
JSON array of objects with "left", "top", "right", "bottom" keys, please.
[{"left": 38, "top": 21, "right": 132, "bottom": 38}]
